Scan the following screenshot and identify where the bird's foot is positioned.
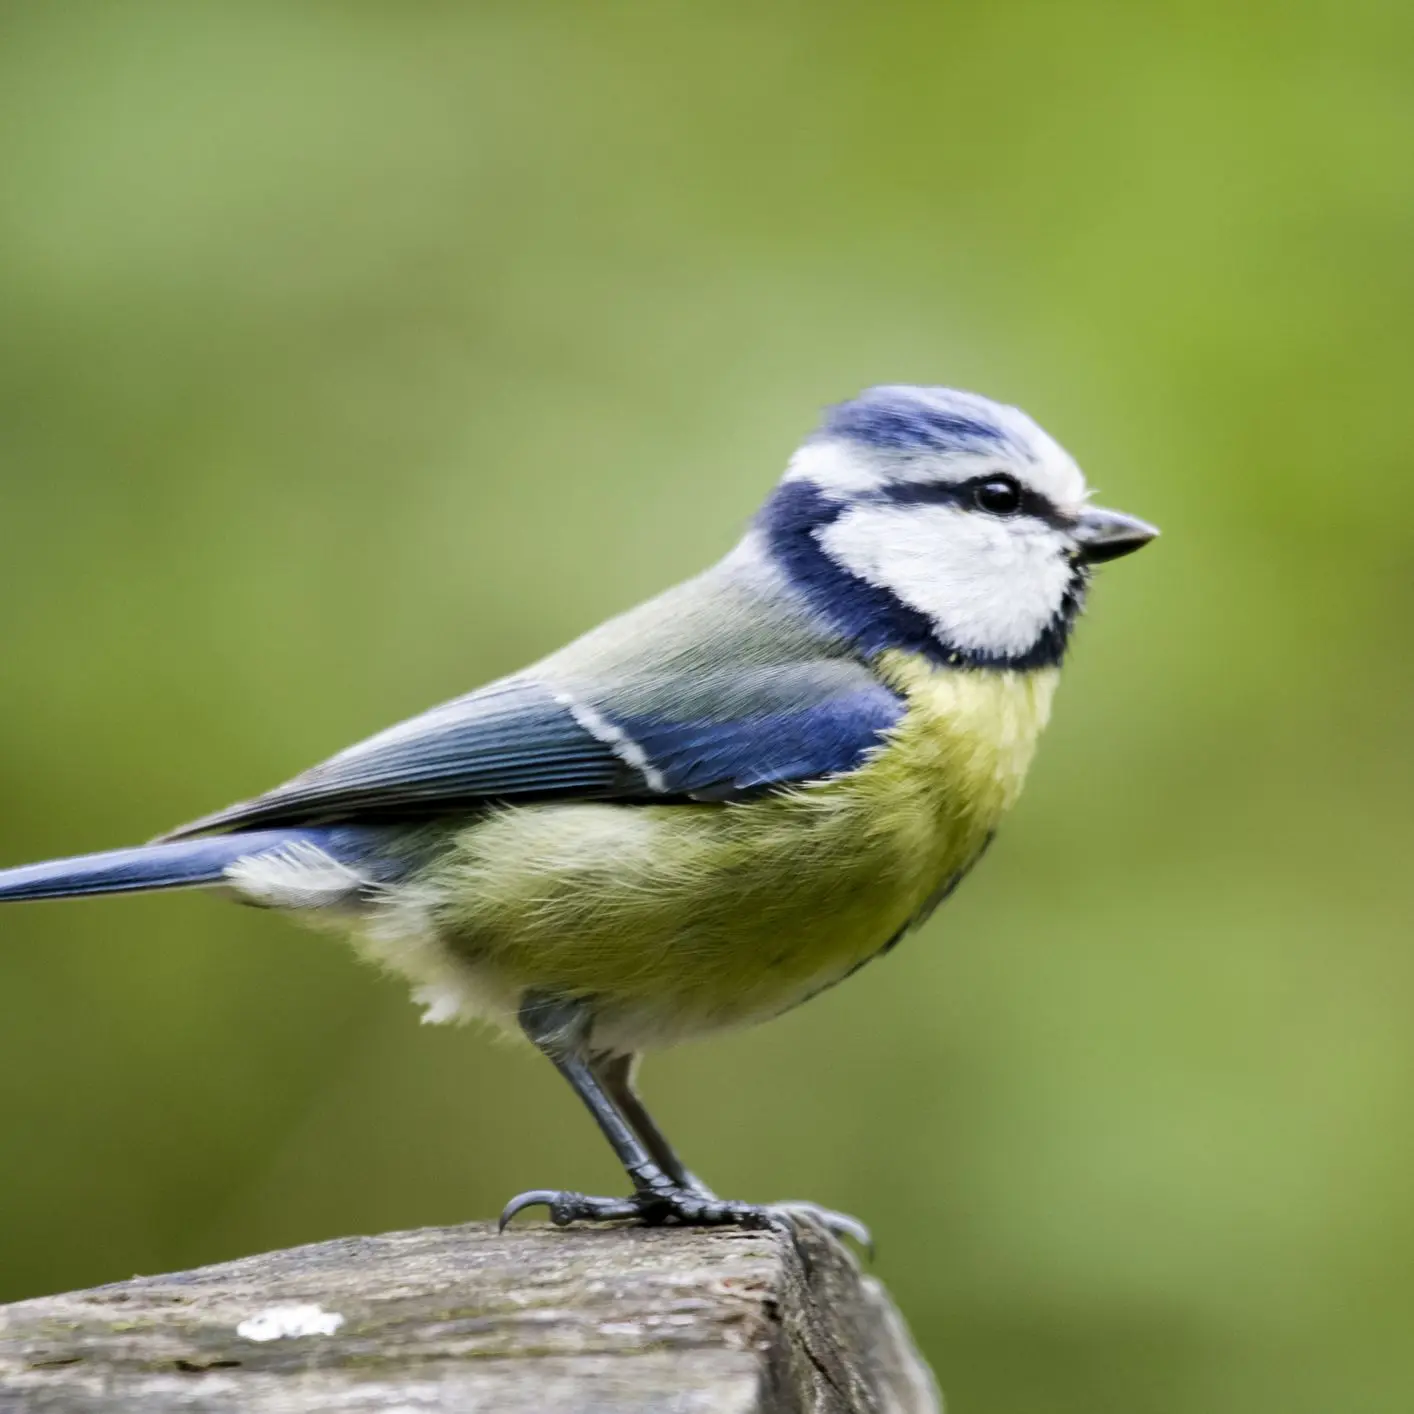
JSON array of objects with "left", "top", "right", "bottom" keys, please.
[
  {"left": 499, "top": 1182, "right": 778, "bottom": 1232},
  {"left": 498, "top": 1184, "right": 869, "bottom": 1249}
]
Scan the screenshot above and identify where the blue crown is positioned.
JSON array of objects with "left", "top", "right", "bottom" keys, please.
[{"left": 818, "top": 385, "right": 1016, "bottom": 457}]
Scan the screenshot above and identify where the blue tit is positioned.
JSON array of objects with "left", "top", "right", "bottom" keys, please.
[{"left": 0, "top": 385, "right": 1155, "bottom": 1237}]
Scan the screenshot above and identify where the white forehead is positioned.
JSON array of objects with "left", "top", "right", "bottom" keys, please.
[{"left": 783, "top": 385, "right": 1089, "bottom": 515}]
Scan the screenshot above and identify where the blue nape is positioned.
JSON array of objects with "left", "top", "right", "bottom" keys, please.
[{"left": 759, "top": 480, "right": 947, "bottom": 664}]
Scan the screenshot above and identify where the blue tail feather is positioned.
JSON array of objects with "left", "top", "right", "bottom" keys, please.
[{"left": 0, "top": 830, "right": 336, "bottom": 903}]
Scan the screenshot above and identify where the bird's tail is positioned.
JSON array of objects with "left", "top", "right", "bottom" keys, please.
[{"left": 0, "top": 829, "right": 345, "bottom": 903}]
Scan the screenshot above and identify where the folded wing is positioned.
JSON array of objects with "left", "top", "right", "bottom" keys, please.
[{"left": 162, "top": 666, "right": 904, "bottom": 838}]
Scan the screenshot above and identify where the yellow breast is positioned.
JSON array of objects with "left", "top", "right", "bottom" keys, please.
[
  {"left": 781, "top": 651, "right": 1057, "bottom": 938},
  {"left": 860, "top": 651, "right": 1060, "bottom": 845}
]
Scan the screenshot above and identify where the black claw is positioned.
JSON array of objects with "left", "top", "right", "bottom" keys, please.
[
  {"left": 498, "top": 1189, "right": 560, "bottom": 1231},
  {"left": 499, "top": 1188, "right": 644, "bottom": 1229}
]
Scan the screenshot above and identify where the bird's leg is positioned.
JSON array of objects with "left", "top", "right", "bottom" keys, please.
[
  {"left": 499, "top": 993, "right": 871, "bottom": 1246},
  {"left": 592, "top": 1052, "right": 716, "bottom": 1197},
  {"left": 591, "top": 1050, "right": 872, "bottom": 1248},
  {"left": 498, "top": 993, "right": 773, "bottom": 1231}
]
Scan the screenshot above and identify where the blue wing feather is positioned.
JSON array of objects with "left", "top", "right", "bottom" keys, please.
[
  {"left": 162, "top": 670, "right": 903, "bottom": 836},
  {"left": 162, "top": 680, "right": 639, "bottom": 836},
  {"left": 613, "top": 689, "right": 903, "bottom": 800}
]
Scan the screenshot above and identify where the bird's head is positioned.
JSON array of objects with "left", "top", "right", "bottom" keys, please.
[{"left": 757, "top": 385, "right": 1157, "bottom": 670}]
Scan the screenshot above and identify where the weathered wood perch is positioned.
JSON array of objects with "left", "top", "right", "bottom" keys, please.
[{"left": 0, "top": 1217, "right": 940, "bottom": 1411}]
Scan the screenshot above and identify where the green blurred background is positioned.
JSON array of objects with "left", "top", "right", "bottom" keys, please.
[{"left": 1, "top": 2, "right": 1411, "bottom": 1409}]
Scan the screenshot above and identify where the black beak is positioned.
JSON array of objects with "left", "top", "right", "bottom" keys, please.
[{"left": 1073, "top": 507, "right": 1159, "bottom": 565}]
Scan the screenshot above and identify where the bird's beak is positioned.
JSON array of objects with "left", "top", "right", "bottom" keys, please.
[{"left": 1073, "top": 507, "right": 1159, "bottom": 564}]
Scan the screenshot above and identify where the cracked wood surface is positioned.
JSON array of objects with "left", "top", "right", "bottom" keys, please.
[{"left": 0, "top": 1218, "right": 940, "bottom": 1412}]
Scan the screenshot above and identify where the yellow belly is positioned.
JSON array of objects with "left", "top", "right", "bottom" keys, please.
[{"left": 364, "top": 655, "right": 1059, "bottom": 1050}]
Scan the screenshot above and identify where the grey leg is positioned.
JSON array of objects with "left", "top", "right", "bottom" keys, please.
[
  {"left": 592, "top": 1046, "right": 874, "bottom": 1249},
  {"left": 498, "top": 993, "right": 772, "bottom": 1231},
  {"left": 594, "top": 1053, "right": 714, "bottom": 1197}
]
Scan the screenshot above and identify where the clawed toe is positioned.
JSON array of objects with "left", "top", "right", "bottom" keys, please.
[
  {"left": 498, "top": 1189, "right": 643, "bottom": 1230},
  {"left": 498, "top": 1183, "right": 777, "bottom": 1232}
]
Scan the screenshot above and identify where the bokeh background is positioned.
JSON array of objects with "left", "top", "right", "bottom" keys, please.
[{"left": 1, "top": 3, "right": 1411, "bottom": 1409}]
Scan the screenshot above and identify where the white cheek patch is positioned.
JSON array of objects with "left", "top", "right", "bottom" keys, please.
[{"left": 818, "top": 503, "right": 1074, "bottom": 658}]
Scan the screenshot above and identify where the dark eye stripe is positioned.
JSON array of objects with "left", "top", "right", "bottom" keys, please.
[{"left": 879, "top": 478, "right": 1071, "bottom": 529}]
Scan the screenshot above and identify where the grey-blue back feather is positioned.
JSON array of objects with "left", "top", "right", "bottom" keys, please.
[{"left": 162, "top": 540, "right": 903, "bottom": 836}]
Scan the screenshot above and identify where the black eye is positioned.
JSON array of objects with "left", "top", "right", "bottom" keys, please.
[{"left": 972, "top": 476, "right": 1023, "bottom": 515}]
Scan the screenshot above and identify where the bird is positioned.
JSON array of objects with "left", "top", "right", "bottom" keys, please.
[{"left": 0, "top": 385, "right": 1155, "bottom": 1238}]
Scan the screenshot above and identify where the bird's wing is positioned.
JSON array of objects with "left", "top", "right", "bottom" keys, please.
[
  {"left": 161, "top": 549, "right": 906, "bottom": 839},
  {"left": 161, "top": 663, "right": 903, "bottom": 838}
]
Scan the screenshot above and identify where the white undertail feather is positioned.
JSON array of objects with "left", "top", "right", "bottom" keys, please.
[
  {"left": 219, "top": 838, "right": 495, "bottom": 1027},
  {"left": 224, "top": 841, "right": 368, "bottom": 911},
  {"left": 353, "top": 872, "right": 520, "bottom": 1029}
]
